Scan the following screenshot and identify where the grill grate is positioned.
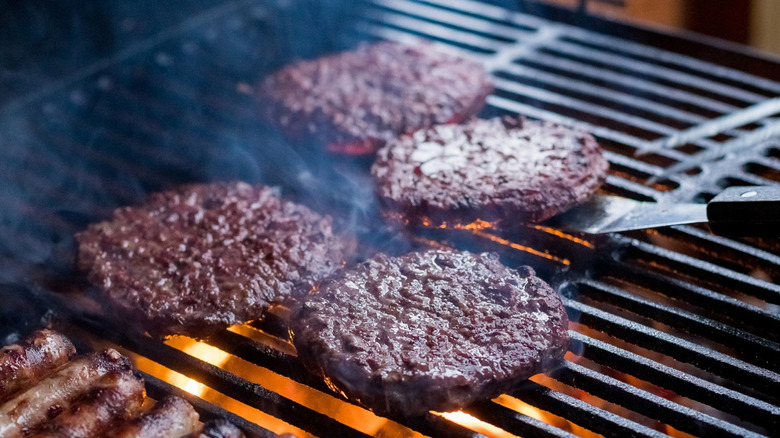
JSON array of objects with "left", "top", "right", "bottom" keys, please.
[{"left": 1, "top": 0, "right": 780, "bottom": 437}]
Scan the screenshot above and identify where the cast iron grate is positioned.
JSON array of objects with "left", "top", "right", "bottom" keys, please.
[{"left": 0, "top": 0, "right": 779, "bottom": 437}]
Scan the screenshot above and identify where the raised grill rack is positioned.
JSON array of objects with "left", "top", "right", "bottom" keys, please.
[{"left": 1, "top": 0, "right": 779, "bottom": 437}]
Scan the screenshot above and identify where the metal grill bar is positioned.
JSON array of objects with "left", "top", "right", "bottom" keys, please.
[
  {"left": 492, "top": 77, "right": 678, "bottom": 137},
  {"left": 570, "top": 332, "right": 780, "bottom": 430},
  {"left": 372, "top": 0, "right": 533, "bottom": 40},
  {"left": 206, "top": 330, "right": 486, "bottom": 438},
  {"left": 512, "top": 52, "right": 741, "bottom": 114},
  {"left": 0, "top": 0, "right": 259, "bottom": 119},
  {"left": 362, "top": 10, "right": 506, "bottom": 53},
  {"left": 495, "top": 63, "right": 709, "bottom": 125},
  {"left": 518, "top": 380, "right": 667, "bottom": 438},
  {"left": 483, "top": 94, "right": 654, "bottom": 149},
  {"left": 534, "top": 41, "right": 767, "bottom": 104},
  {"left": 574, "top": 279, "right": 780, "bottom": 368},
  {"left": 464, "top": 401, "right": 578, "bottom": 438},
  {"left": 2, "top": 0, "right": 780, "bottom": 437},
  {"left": 657, "top": 225, "right": 780, "bottom": 274},
  {"left": 415, "top": 0, "right": 780, "bottom": 94},
  {"left": 621, "top": 237, "right": 780, "bottom": 304},
  {"left": 565, "top": 299, "right": 780, "bottom": 396},
  {"left": 141, "top": 373, "right": 280, "bottom": 438},
  {"left": 78, "top": 320, "right": 376, "bottom": 438},
  {"left": 554, "top": 361, "right": 762, "bottom": 438},
  {"left": 367, "top": 0, "right": 774, "bottom": 103},
  {"left": 604, "top": 260, "right": 780, "bottom": 342}
]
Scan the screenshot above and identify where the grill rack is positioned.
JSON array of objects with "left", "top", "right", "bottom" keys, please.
[{"left": 1, "top": 0, "right": 780, "bottom": 437}]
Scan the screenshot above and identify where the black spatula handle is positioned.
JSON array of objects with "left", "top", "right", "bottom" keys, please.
[{"left": 707, "top": 186, "right": 780, "bottom": 235}]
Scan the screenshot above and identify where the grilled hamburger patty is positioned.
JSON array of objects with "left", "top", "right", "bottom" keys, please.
[
  {"left": 372, "top": 116, "right": 609, "bottom": 226},
  {"left": 77, "top": 181, "right": 353, "bottom": 338},
  {"left": 290, "top": 249, "right": 570, "bottom": 416},
  {"left": 259, "top": 41, "right": 493, "bottom": 155}
]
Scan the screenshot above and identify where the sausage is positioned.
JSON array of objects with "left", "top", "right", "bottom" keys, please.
[
  {"left": 28, "top": 368, "right": 145, "bottom": 438},
  {"left": 112, "top": 395, "right": 200, "bottom": 438},
  {"left": 0, "top": 348, "right": 129, "bottom": 437},
  {"left": 0, "top": 330, "right": 76, "bottom": 403}
]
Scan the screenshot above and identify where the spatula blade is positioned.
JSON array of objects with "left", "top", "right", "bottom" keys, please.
[{"left": 543, "top": 196, "right": 708, "bottom": 234}]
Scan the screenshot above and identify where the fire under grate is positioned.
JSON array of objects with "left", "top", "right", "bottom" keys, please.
[{"left": 1, "top": 0, "right": 779, "bottom": 437}]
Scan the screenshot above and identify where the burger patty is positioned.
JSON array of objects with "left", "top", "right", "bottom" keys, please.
[
  {"left": 290, "top": 249, "right": 570, "bottom": 417},
  {"left": 372, "top": 116, "right": 609, "bottom": 227},
  {"left": 77, "top": 181, "right": 353, "bottom": 339},
  {"left": 259, "top": 41, "right": 493, "bottom": 155}
]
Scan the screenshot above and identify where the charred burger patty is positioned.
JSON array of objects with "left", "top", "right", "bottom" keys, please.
[
  {"left": 259, "top": 41, "right": 493, "bottom": 155},
  {"left": 290, "top": 249, "right": 570, "bottom": 417},
  {"left": 77, "top": 181, "right": 353, "bottom": 339},
  {"left": 372, "top": 116, "right": 609, "bottom": 227}
]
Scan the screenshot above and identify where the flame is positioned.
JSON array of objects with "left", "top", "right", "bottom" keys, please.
[
  {"left": 418, "top": 217, "right": 497, "bottom": 231},
  {"left": 136, "top": 326, "right": 423, "bottom": 437},
  {"left": 127, "top": 324, "right": 705, "bottom": 438},
  {"left": 435, "top": 410, "right": 519, "bottom": 438},
  {"left": 417, "top": 216, "right": 572, "bottom": 265},
  {"left": 494, "top": 392, "right": 599, "bottom": 437},
  {"left": 471, "top": 229, "right": 571, "bottom": 266},
  {"left": 163, "top": 337, "right": 231, "bottom": 398},
  {"left": 530, "top": 224, "right": 595, "bottom": 249},
  {"left": 134, "top": 352, "right": 314, "bottom": 438}
]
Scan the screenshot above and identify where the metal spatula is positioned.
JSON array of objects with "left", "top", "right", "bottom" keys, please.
[{"left": 542, "top": 186, "right": 780, "bottom": 235}]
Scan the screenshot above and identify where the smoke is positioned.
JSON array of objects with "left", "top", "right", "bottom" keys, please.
[{"left": 0, "top": 0, "right": 387, "bottom": 291}]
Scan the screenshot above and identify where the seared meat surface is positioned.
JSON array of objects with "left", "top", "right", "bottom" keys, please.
[
  {"left": 112, "top": 395, "right": 200, "bottom": 438},
  {"left": 0, "top": 349, "right": 131, "bottom": 437},
  {"left": 372, "top": 116, "right": 609, "bottom": 227},
  {"left": 260, "top": 41, "right": 493, "bottom": 155},
  {"left": 77, "top": 181, "right": 354, "bottom": 339},
  {"left": 290, "top": 249, "right": 570, "bottom": 416},
  {"left": 0, "top": 331, "right": 245, "bottom": 437},
  {"left": 29, "top": 369, "right": 145, "bottom": 438},
  {"left": 0, "top": 330, "right": 76, "bottom": 403}
]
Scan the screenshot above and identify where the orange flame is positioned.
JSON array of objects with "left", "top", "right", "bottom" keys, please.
[
  {"left": 471, "top": 229, "right": 571, "bottom": 266},
  {"left": 530, "top": 224, "right": 595, "bottom": 249},
  {"left": 417, "top": 217, "right": 572, "bottom": 265},
  {"left": 163, "top": 338, "right": 231, "bottom": 398},
  {"left": 435, "top": 410, "right": 519, "bottom": 438}
]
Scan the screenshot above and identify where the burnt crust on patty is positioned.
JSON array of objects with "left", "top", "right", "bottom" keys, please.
[
  {"left": 290, "top": 249, "right": 570, "bottom": 417},
  {"left": 259, "top": 41, "right": 493, "bottom": 155},
  {"left": 76, "top": 181, "right": 353, "bottom": 339},
  {"left": 371, "top": 116, "right": 609, "bottom": 227}
]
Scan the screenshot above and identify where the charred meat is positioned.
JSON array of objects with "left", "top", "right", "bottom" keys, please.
[
  {"left": 0, "top": 331, "right": 244, "bottom": 437},
  {"left": 0, "top": 330, "right": 76, "bottom": 403},
  {"left": 76, "top": 181, "right": 354, "bottom": 339},
  {"left": 112, "top": 395, "right": 200, "bottom": 438},
  {"left": 290, "top": 249, "right": 570, "bottom": 417},
  {"left": 0, "top": 348, "right": 131, "bottom": 437},
  {"left": 259, "top": 41, "right": 493, "bottom": 155},
  {"left": 372, "top": 116, "right": 609, "bottom": 227},
  {"left": 29, "top": 369, "right": 145, "bottom": 438}
]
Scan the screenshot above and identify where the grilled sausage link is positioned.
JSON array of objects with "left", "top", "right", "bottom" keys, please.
[
  {"left": 0, "top": 330, "right": 76, "bottom": 403},
  {"left": 0, "top": 348, "right": 129, "bottom": 437},
  {"left": 189, "top": 419, "right": 246, "bottom": 438},
  {"left": 112, "top": 395, "right": 200, "bottom": 438},
  {"left": 28, "top": 368, "right": 145, "bottom": 438}
]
